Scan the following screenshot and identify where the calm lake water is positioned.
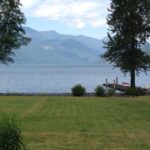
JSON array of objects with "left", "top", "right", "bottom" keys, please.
[{"left": 0, "top": 64, "right": 149, "bottom": 93}]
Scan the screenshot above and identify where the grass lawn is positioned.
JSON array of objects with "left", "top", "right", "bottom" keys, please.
[{"left": 0, "top": 96, "right": 150, "bottom": 150}]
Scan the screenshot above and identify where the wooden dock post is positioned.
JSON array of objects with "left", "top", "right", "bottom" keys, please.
[
  {"left": 106, "top": 78, "right": 108, "bottom": 88},
  {"left": 116, "top": 76, "right": 118, "bottom": 84},
  {"left": 114, "top": 80, "right": 116, "bottom": 89}
]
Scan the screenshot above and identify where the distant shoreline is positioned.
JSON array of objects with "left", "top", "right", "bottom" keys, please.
[
  {"left": 0, "top": 92, "right": 93, "bottom": 96},
  {"left": 0, "top": 92, "right": 149, "bottom": 96}
]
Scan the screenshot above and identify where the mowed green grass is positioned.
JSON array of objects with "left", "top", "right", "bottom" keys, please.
[{"left": 0, "top": 96, "right": 150, "bottom": 150}]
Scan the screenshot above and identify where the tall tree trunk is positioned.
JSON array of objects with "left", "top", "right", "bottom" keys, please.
[
  {"left": 130, "top": 40, "right": 136, "bottom": 88},
  {"left": 130, "top": 68, "right": 135, "bottom": 88}
]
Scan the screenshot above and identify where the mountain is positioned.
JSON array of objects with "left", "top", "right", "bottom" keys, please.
[
  {"left": 13, "top": 27, "right": 105, "bottom": 65},
  {"left": 143, "top": 44, "right": 150, "bottom": 55}
]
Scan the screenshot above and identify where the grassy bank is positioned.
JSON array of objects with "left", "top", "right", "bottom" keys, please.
[{"left": 0, "top": 96, "right": 150, "bottom": 150}]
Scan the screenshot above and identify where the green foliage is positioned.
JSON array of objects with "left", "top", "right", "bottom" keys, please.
[
  {"left": 125, "top": 88, "right": 145, "bottom": 96},
  {"left": 72, "top": 84, "right": 86, "bottom": 96},
  {"left": 103, "top": 0, "right": 150, "bottom": 88},
  {"left": 95, "top": 86, "right": 105, "bottom": 96},
  {"left": 106, "top": 88, "right": 115, "bottom": 96},
  {"left": 0, "top": 115, "right": 25, "bottom": 150},
  {"left": 0, "top": 0, "right": 30, "bottom": 64}
]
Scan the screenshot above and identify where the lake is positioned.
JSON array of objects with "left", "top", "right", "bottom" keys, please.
[{"left": 0, "top": 64, "right": 149, "bottom": 93}]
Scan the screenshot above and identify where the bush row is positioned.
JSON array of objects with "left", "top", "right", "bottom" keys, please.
[
  {"left": 125, "top": 87, "right": 145, "bottom": 96},
  {"left": 71, "top": 84, "right": 115, "bottom": 97},
  {"left": 71, "top": 84, "right": 145, "bottom": 96}
]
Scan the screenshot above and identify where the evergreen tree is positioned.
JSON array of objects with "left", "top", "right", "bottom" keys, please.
[
  {"left": 103, "top": 0, "right": 150, "bottom": 88},
  {"left": 0, "top": 0, "right": 30, "bottom": 64}
]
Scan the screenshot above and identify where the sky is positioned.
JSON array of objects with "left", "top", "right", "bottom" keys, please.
[{"left": 20, "top": 0, "right": 110, "bottom": 39}]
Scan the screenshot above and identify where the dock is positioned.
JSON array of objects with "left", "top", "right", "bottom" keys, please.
[{"left": 103, "top": 83, "right": 130, "bottom": 91}]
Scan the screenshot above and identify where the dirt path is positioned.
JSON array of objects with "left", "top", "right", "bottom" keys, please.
[{"left": 20, "top": 97, "right": 47, "bottom": 119}]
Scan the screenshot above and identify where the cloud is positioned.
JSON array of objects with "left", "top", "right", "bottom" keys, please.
[
  {"left": 21, "top": 0, "right": 110, "bottom": 29},
  {"left": 20, "top": 0, "right": 39, "bottom": 8},
  {"left": 75, "top": 20, "right": 85, "bottom": 29},
  {"left": 92, "top": 19, "right": 106, "bottom": 28}
]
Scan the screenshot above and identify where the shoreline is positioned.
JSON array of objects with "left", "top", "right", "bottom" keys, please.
[{"left": 0, "top": 92, "right": 149, "bottom": 96}]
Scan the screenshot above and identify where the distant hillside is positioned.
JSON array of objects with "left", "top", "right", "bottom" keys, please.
[{"left": 13, "top": 27, "right": 105, "bottom": 65}]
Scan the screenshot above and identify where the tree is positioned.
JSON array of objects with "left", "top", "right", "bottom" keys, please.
[
  {"left": 0, "top": 0, "right": 30, "bottom": 64},
  {"left": 103, "top": 0, "right": 150, "bottom": 88}
]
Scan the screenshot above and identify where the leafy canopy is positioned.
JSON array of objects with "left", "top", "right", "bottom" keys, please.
[{"left": 0, "top": 0, "right": 30, "bottom": 64}]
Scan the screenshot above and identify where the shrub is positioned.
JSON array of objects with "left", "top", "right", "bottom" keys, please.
[
  {"left": 125, "top": 87, "right": 145, "bottom": 96},
  {"left": 95, "top": 86, "right": 105, "bottom": 96},
  {"left": 106, "top": 88, "right": 115, "bottom": 96},
  {"left": 72, "top": 84, "right": 86, "bottom": 96},
  {"left": 0, "top": 115, "right": 26, "bottom": 150},
  {"left": 136, "top": 88, "right": 145, "bottom": 95}
]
